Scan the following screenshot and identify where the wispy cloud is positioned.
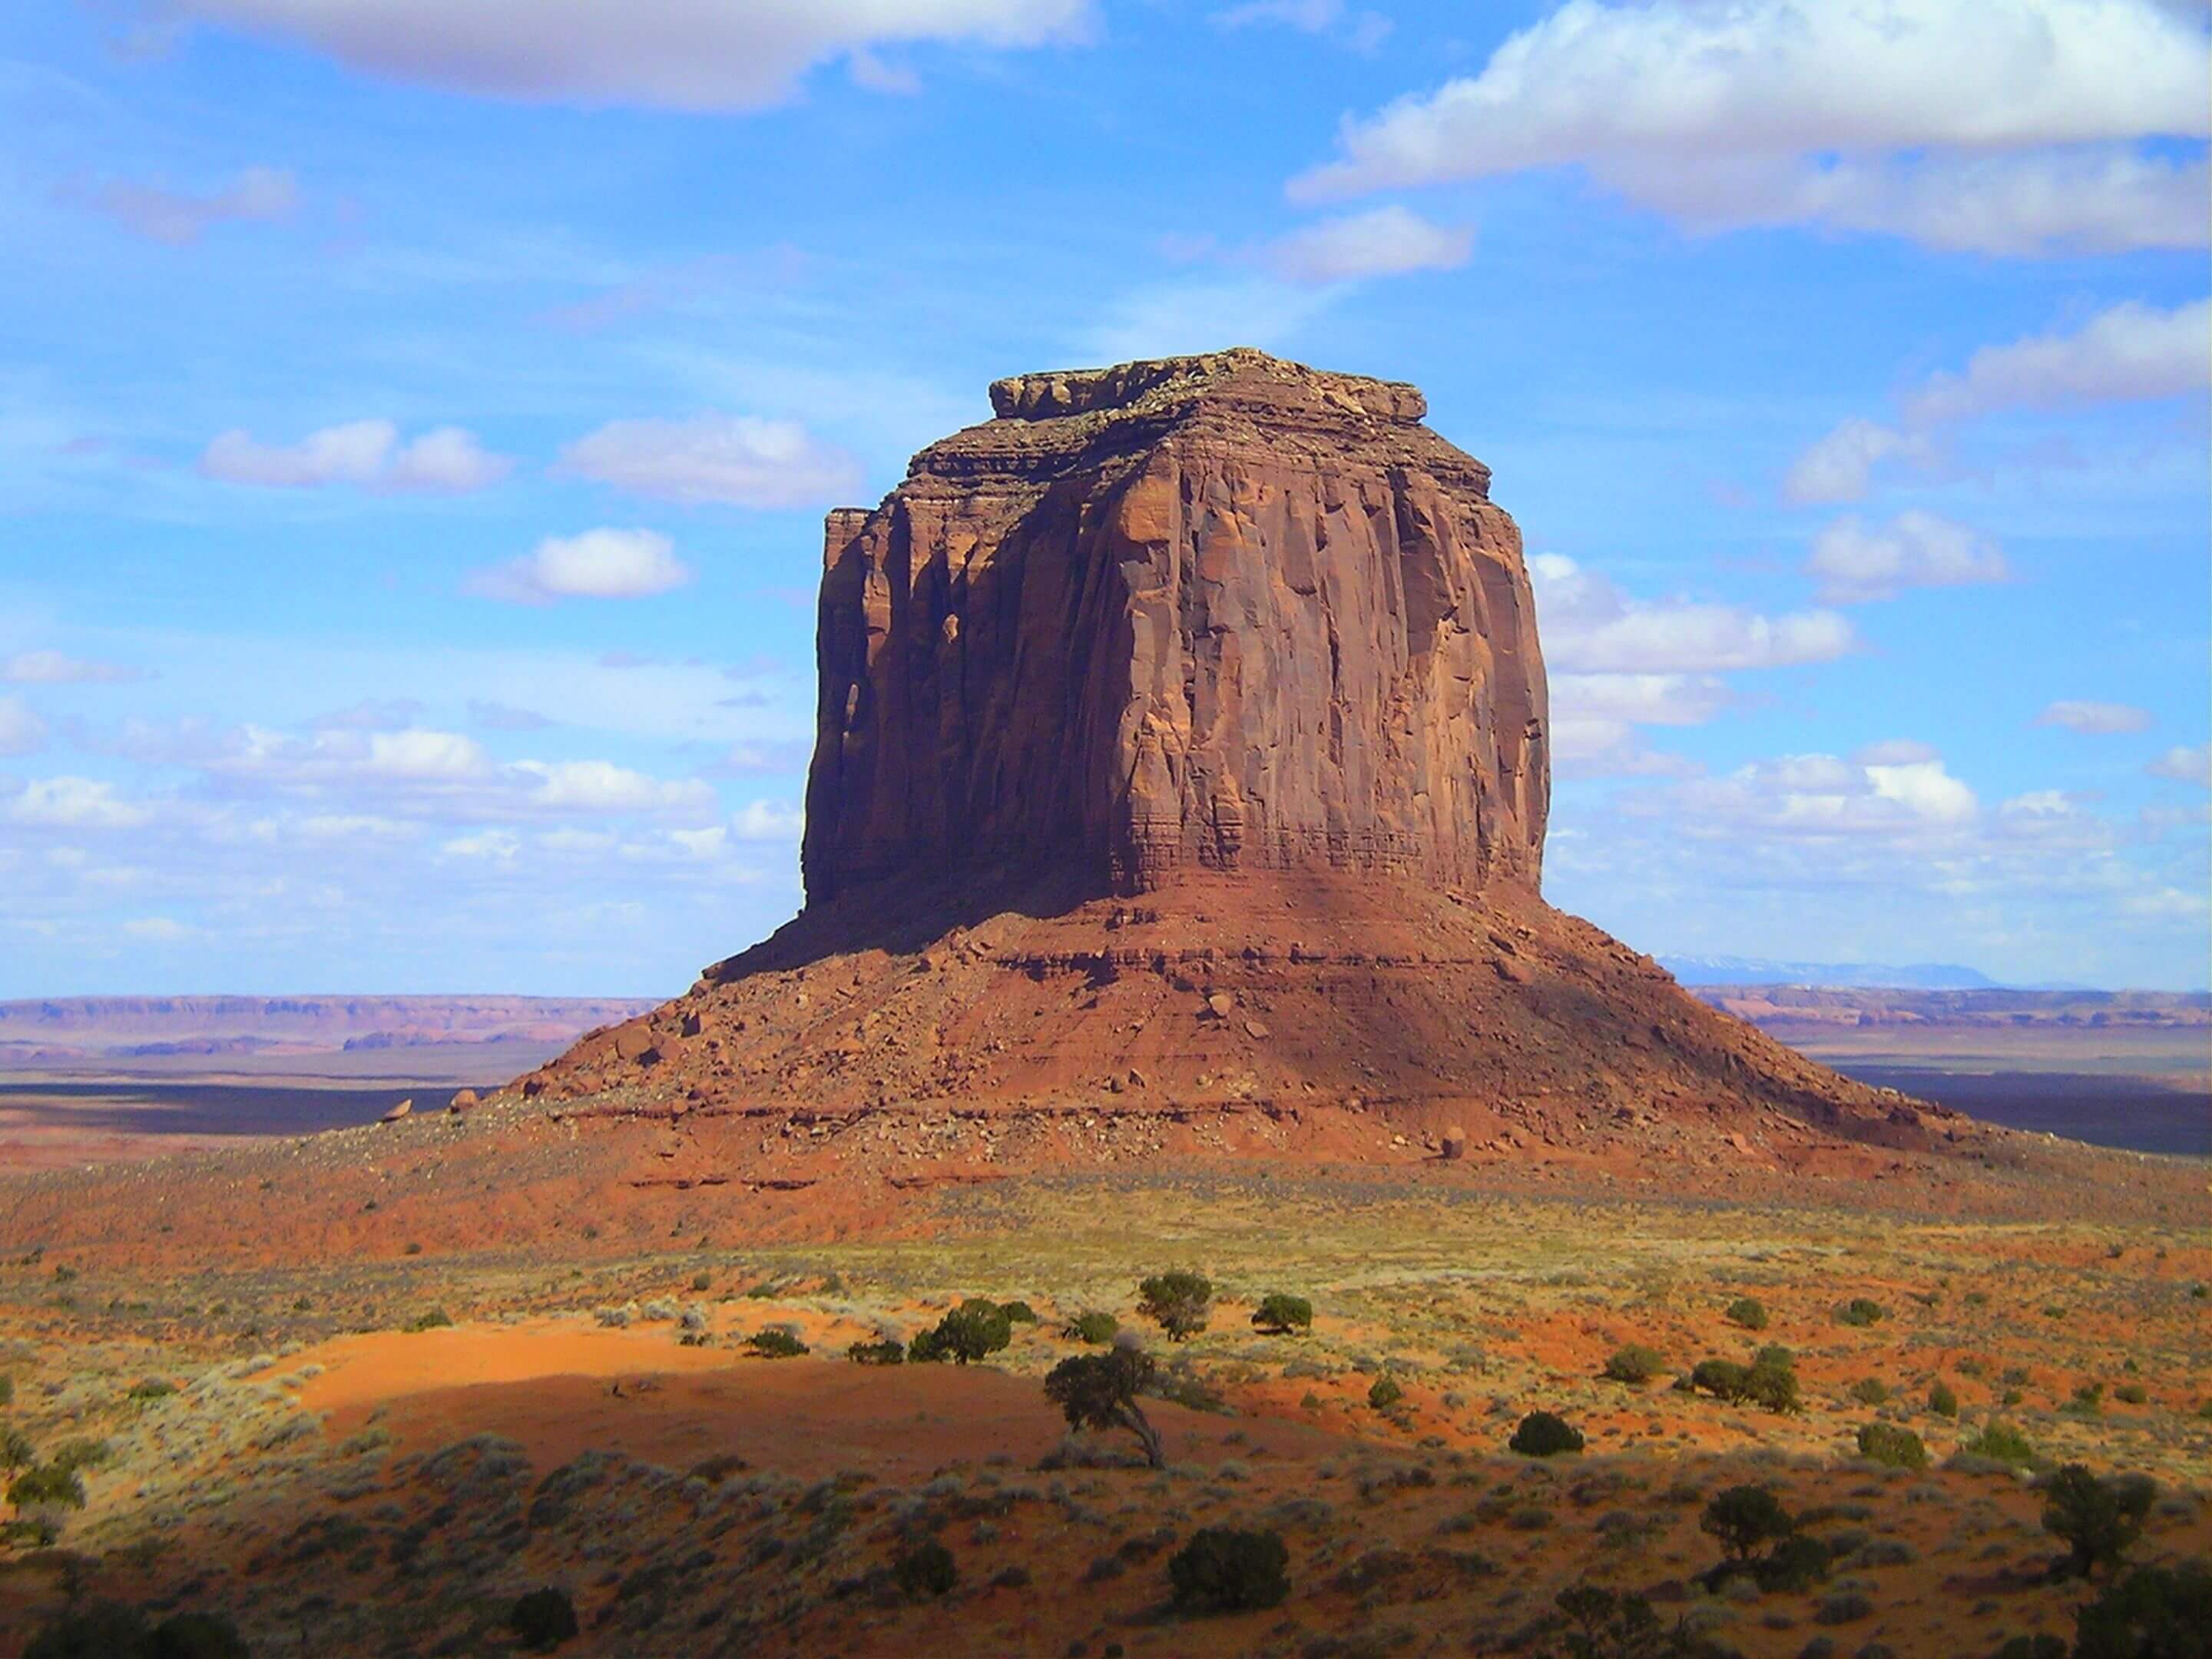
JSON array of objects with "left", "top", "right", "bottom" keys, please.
[
  {"left": 71, "top": 165, "right": 298, "bottom": 244},
  {"left": 198, "top": 420, "right": 512, "bottom": 492}
]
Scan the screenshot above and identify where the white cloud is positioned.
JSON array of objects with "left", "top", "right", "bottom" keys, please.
[
  {"left": 1657, "top": 749, "right": 1979, "bottom": 839},
  {"left": 2146, "top": 743, "right": 2211, "bottom": 786},
  {"left": 1803, "top": 510, "right": 2007, "bottom": 604},
  {"left": 7, "top": 777, "right": 154, "bottom": 830},
  {"left": 2036, "top": 700, "right": 2153, "bottom": 735},
  {"left": 732, "top": 800, "right": 806, "bottom": 840},
  {"left": 1904, "top": 297, "right": 2211, "bottom": 425},
  {"left": 514, "top": 760, "right": 717, "bottom": 815},
  {"left": 440, "top": 829, "right": 521, "bottom": 861},
  {"left": 557, "top": 415, "right": 859, "bottom": 507},
  {"left": 1551, "top": 672, "right": 1731, "bottom": 727},
  {"left": 0, "top": 697, "right": 48, "bottom": 757},
  {"left": 77, "top": 165, "right": 297, "bottom": 245},
  {"left": 469, "top": 529, "right": 693, "bottom": 604},
  {"left": 171, "top": 0, "right": 1094, "bottom": 111},
  {"left": 198, "top": 419, "right": 511, "bottom": 492},
  {"left": 1529, "top": 552, "right": 1856, "bottom": 673},
  {"left": 365, "top": 729, "right": 490, "bottom": 780},
  {"left": 1290, "top": 0, "right": 2209, "bottom": 257},
  {"left": 1780, "top": 418, "right": 1932, "bottom": 505},
  {"left": 0, "top": 651, "right": 143, "bottom": 685},
  {"left": 1260, "top": 206, "right": 1473, "bottom": 285},
  {"left": 1866, "top": 758, "right": 1978, "bottom": 825}
]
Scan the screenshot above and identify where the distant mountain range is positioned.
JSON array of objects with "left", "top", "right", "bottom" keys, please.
[{"left": 1662, "top": 955, "right": 2028, "bottom": 990}]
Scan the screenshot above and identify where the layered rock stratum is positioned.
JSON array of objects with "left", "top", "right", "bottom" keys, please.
[{"left": 519, "top": 350, "right": 1953, "bottom": 1159}]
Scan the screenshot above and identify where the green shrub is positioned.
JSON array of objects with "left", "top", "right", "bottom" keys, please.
[
  {"left": 997, "top": 1299, "right": 1038, "bottom": 1324},
  {"left": 2041, "top": 1465, "right": 2151, "bottom": 1578},
  {"left": 2071, "top": 1561, "right": 2212, "bottom": 1659},
  {"left": 1929, "top": 1380, "right": 1959, "bottom": 1418},
  {"left": 746, "top": 1328, "right": 808, "bottom": 1359},
  {"left": 1964, "top": 1422, "right": 2038, "bottom": 1469},
  {"left": 909, "top": 1299, "right": 1013, "bottom": 1364},
  {"left": 1508, "top": 1411, "right": 1584, "bottom": 1457},
  {"left": 1689, "top": 1351, "right": 1800, "bottom": 1414},
  {"left": 1724, "top": 1296, "right": 1769, "bottom": 1330},
  {"left": 894, "top": 1539, "right": 958, "bottom": 1598},
  {"left": 1138, "top": 1271, "right": 1213, "bottom": 1341},
  {"left": 1753, "top": 1532, "right": 1832, "bottom": 1593},
  {"left": 148, "top": 1612, "right": 250, "bottom": 1658},
  {"left": 1848, "top": 1378, "right": 1890, "bottom": 1406},
  {"left": 1167, "top": 1526, "right": 1290, "bottom": 1614},
  {"left": 2068, "top": 1381, "right": 2107, "bottom": 1416},
  {"left": 1700, "top": 1485, "right": 1794, "bottom": 1562},
  {"left": 1367, "top": 1376, "right": 1404, "bottom": 1412},
  {"left": 1601, "top": 1344, "right": 1665, "bottom": 1384},
  {"left": 1066, "top": 1311, "right": 1120, "bottom": 1344},
  {"left": 690, "top": 1271, "right": 711, "bottom": 1292},
  {"left": 846, "top": 1338, "right": 905, "bottom": 1366},
  {"left": 127, "top": 1379, "right": 178, "bottom": 1403},
  {"left": 0, "top": 1427, "right": 34, "bottom": 1472},
  {"left": 1555, "top": 1584, "right": 1662, "bottom": 1659},
  {"left": 404, "top": 1308, "right": 452, "bottom": 1333},
  {"left": 25, "top": 1603, "right": 150, "bottom": 1659},
  {"left": 2113, "top": 1382, "right": 2147, "bottom": 1406},
  {"left": 1251, "top": 1293, "right": 1313, "bottom": 1335},
  {"left": 1833, "top": 1298, "right": 1886, "bottom": 1327},
  {"left": 509, "top": 1586, "right": 578, "bottom": 1651},
  {"left": 8, "top": 1463, "right": 86, "bottom": 1517},
  {"left": 0, "top": 1376, "right": 12, "bottom": 1407},
  {"left": 1856, "top": 1424, "right": 1927, "bottom": 1470},
  {"left": 48, "top": 1439, "right": 111, "bottom": 1475}
]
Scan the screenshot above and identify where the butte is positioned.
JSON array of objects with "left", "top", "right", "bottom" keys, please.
[{"left": 518, "top": 349, "right": 1952, "bottom": 1170}]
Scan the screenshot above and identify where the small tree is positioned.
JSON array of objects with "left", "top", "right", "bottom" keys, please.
[
  {"left": 1167, "top": 1527, "right": 1290, "bottom": 1614},
  {"left": 1509, "top": 1411, "right": 1584, "bottom": 1457},
  {"left": 1555, "top": 1583, "right": 1664, "bottom": 1659},
  {"left": 1724, "top": 1296, "right": 1769, "bottom": 1331},
  {"left": 911, "top": 1300, "right": 1013, "bottom": 1365},
  {"left": 509, "top": 1586, "right": 579, "bottom": 1651},
  {"left": 1251, "top": 1293, "right": 1312, "bottom": 1336},
  {"left": 1700, "top": 1485, "right": 1793, "bottom": 1563},
  {"left": 2071, "top": 1561, "right": 2212, "bottom": 1659},
  {"left": 1138, "top": 1271, "right": 1212, "bottom": 1341},
  {"left": 2041, "top": 1464, "right": 2152, "bottom": 1578},
  {"left": 1045, "top": 1346, "right": 1164, "bottom": 1469},
  {"left": 1367, "top": 1375, "right": 1404, "bottom": 1412},
  {"left": 1929, "top": 1379, "right": 1959, "bottom": 1418}
]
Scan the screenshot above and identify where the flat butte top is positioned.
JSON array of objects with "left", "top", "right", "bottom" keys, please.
[{"left": 906, "top": 346, "right": 1494, "bottom": 496}]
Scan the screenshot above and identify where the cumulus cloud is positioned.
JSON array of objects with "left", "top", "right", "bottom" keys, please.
[
  {"left": 169, "top": 0, "right": 1094, "bottom": 111},
  {"left": 1803, "top": 510, "right": 2007, "bottom": 604},
  {"left": 1290, "top": 0, "right": 2209, "bottom": 257},
  {"left": 731, "top": 800, "right": 806, "bottom": 840},
  {"left": 468, "top": 530, "right": 693, "bottom": 604},
  {"left": 1260, "top": 206, "right": 1473, "bottom": 284},
  {"left": 2146, "top": 743, "right": 2211, "bottom": 786},
  {"left": 1530, "top": 552, "right": 1856, "bottom": 673},
  {"left": 0, "top": 697, "right": 48, "bottom": 758},
  {"left": 7, "top": 777, "right": 154, "bottom": 830},
  {"left": 557, "top": 415, "right": 859, "bottom": 508},
  {"left": 75, "top": 165, "right": 297, "bottom": 244},
  {"left": 1656, "top": 749, "right": 1979, "bottom": 839},
  {"left": 1904, "top": 297, "right": 2211, "bottom": 425},
  {"left": 1780, "top": 418, "right": 1933, "bottom": 505},
  {"left": 199, "top": 420, "right": 511, "bottom": 492},
  {"left": 2036, "top": 700, "right": 2153, "bottom": 734},
  {"left": 2, "top": 651, "right": 143, "bottom": 684},
  {"left": 512, "top": 760, "right": 717, "bottom": 815}
]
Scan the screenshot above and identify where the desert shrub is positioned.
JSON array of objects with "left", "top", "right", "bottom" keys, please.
[
  {"left": 1691, "top": 1359, "right": 1749, "bottom": 1399},
  {"left": 1252, "top": 1293, "right": 1313, "bottom": 1335},
  {"left": 2068, "top": 1382, "right": 2107, "bottom": 1417},
  {"left": 1509, "top": 1411, "right": 1584, "bottom": 1457},
  {"left": 147, "top": 1614, "right": 249, "bottom": 1658},
  {"left": 1929, "top": 1381, "right": 1959, "bottom": 1419},
  {"left": 9, "top": 1463, "right": 86, "bottom": 1519},
  {"left": 1046, "top": 1347, "right": 1164, "bottom": 1467},
  {"left": 509, "top": 1587, "right": 578, "bottom": 1651},
  {"left": 1964, "top": 1422, "right": 2038, "bottom": 1469},
  {"left": 1833, "top": 1298, "right": 1886, "bottom": 1327},
  {"left": 0, "top": 1376, "right": 11, "bottom": 1406},
  {"left": 1993, "top": 1636, "right": 2068, "bottom": 1659},
  {"left": 0, "top": 1428, "right": 36, "bottom": 1472},
  {"left": 127, "top": 1379, "right": 178, "bottom": 1403},
  {"left": 1690, "top": 1352, "right": 1800, "bottom": 1414},
  {"left": 2071, "top": 1560, "right": 2212, "bottom": 1659},
  {"left": 1138, "top": 1271, "right": 1213, "bottom": 1341},
  {"left": 894, "top": 1538, "right": 958, "bottom": 1598},
  {"left": 1813, "top": 1591, "right": 1873, "bottom": 1624},
  {"left": 1368, "top": 1376, "right": 1405, "bottom": 1411},
  {"left": 1724, "top": 1297, "right": 1769, "bottom": 1331},
  {"left": 2041, "top": 1465, "right": 2152, "bottom": 1578},
  {"left": 910, "top": 1300, "right": 1013, "bottom": 1365},
  {"left": 1856, "top": 1425, "right": 1927, "bottom": 1471},
  {"left": 1554, "top": 1583, "right": 1663, "bottom": 1659},
  {"left": 49, "top": 1439, "right": 111, "bottom": 1475},
  {"left": 998, "top": 1300, "right": 1039, "bottom": 1325},
  {"left": 846, "top": 1338, "right": 905, "bottom": 1366},
  {"left": 1167, "top": 1526, "right": 1290, "bottom": 1614},
  {"left": 1066, "top": 1311, "right": 1120, "bottom": 1344},
  {"left": 746, "top": 1328, "right": 808, "bottom": 1359},
  {"left": 25, "top": 1603, "right": 150, "bottom": 1659},
  {"left": 1755, "top": 1532, "right": 1833, "bottom": 1593},
  {"left": 2114, "top": 1382, "right": 2147, "bottom": 1406},
  {"left": 690, "top": 1271, "right": 711, "bottom": 1292},
  {"left": 404, "top": 1308, "right": 452, "bottom": 1333},
  {"left": 1848, "top": 1378, "right": 1890, "bottom": 1406},
  {"left": 1602, "top": 1344, "right": 1665, "bottom": 1384},
  {"left": 1701, "top": 1485, "right": 1794, "bottom": 1562}
]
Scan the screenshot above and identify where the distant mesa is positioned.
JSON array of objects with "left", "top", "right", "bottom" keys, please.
[{"left": 519, "top": 349, "right": 1956, "bottom": 1157}]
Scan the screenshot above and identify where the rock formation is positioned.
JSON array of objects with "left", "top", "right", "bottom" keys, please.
[
  {"left": 804, "top": 350, "right": 1546, "bottom": 903},
  {"left": 520, "top": 351, "right": 1953, "bottom": 1160}
]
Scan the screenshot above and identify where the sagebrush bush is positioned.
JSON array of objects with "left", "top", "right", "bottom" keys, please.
[{"left": 1167, "top": 1526, "right": 1290, "bottom": 1613}]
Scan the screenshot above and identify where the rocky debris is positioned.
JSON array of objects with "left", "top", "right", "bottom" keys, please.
[
  {"left": 379, "top": 1098, "right": 412, "bottom": 1124},
  {"left": 449, "top": 1089, "right": 480, "bottom": 1113},
  {"left": 1441, "top": 1126, "right": 1467, "bottom": 1161}
]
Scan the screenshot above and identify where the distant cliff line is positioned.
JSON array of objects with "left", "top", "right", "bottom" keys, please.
[{"left": 0, "top": 995, "right": 660, "bottom": 1059}]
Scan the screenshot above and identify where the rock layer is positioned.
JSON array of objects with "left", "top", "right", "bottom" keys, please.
[{"left": 803, "top": 349, "right": 1546, "bottom": 902}]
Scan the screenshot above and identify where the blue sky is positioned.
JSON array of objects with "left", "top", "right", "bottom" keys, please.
[{"left": 1, "top": 0, "right": 2205, "bottom": 996}]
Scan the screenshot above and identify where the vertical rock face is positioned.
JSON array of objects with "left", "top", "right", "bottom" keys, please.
[{"left": 803, "top": 349, "right": 1548, "bottom": 905}]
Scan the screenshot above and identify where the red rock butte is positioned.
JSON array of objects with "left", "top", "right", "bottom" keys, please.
[{"left": 522, "top": 350, "right": 1951, "bottom": 1157}]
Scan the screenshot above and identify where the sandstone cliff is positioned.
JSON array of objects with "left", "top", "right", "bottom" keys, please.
[{"left": 803, "top": 349, "right": 1546, "bottom": 902}]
